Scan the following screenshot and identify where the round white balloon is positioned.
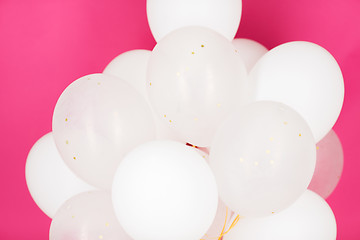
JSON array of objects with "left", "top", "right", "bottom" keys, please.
[
  {"left": 224, "top": 190, "right": 337, "bottom": 240},
  {"left": 249, "top": 41, "right": 344, "bottom": 142},
  {"left": 52, "top": 73, "right": 156, "bottom": 189},
  {"left": 147, "top": 0, "right": 242, "bottom": 42},
  {"left": 50, "top": 191, "right": 131, "bottom": 240},
  {"left": 147, "top": 26, "right": 247, "bottom": 147},
  {"left": 308, "top": 130, "right": 344, "bottom": 199},
  {"left": 112, "top": 140, "right": 218, "bottom": 240},
  {"left": 232, "top": 38, "right": 268, "bottom": 72},
  {"left": 210, "top": 101, "right": 316, "bottom": 217},
  {"left": 25, "top": 133, "right": 96, "bottom": 218},
  {"left": 103, "top": 49, "right": 151, "bottom": 98}
]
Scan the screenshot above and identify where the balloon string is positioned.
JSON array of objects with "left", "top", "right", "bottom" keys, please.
[
  {"left": 218, "top": 207, "right": 229, "bottom": 240},
  {"left": 200, "top": 208, "right": 240, "bottom": 240},
  {"left": 219, "top": 214, "right": 240, "bottom": 237}
]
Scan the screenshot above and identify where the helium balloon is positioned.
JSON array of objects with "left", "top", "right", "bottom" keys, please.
[
  {"left": 147, "top": 26, "right": 247, "bottom": 147},
  {"left": 103, "top": 49, "right": 151, "bottom": 98},
  {"left": 52, "top": 73, "right": 156, "bottom": 189},
  {"left": 49, "top": 191, "right": 131, "bottom": 240},
  {"left": 249, "top": 41, "right": 344, "bottom": 142},
  {"left": 147, "top": 0, "right": 242, "bottom": 42},
  {"left": 210, "top": 101, "right": 316, "bottom": 217},
  {"left": 232, "top": 38, "right": 268, "bottom": 72},
  {"left": 112, "top": 140, "right": 218, "bottom": 240},
  {"left": 25, "top": 132, "right": 96, "bottom": 218},
  {"left": 308, "top": 130, "right": 344, "bottom": 199},
  {"left": 224, "top": 190, "right": 337, "bottom": 240}
]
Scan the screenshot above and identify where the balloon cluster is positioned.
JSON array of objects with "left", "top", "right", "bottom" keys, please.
[{"left": 26, "top": 1, "right": 344, "bottom": 239}]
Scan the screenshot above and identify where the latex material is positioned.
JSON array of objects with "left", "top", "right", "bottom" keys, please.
[
  {"left": 210, "top": 101, "right": 316, "bottom": 217},
  {"left": 52, "top": 73, "right": 156, "bottom": 189},
  {"left": 112, "top": 140, "right": 218, "bottom": 240}
]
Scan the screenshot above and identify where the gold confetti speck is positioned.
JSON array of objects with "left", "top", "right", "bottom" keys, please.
[
  {"left": 105, "top": 222, "right": 110, "bottom": 227},
  {"left": 164, "top": 114, "right": 167, "bottom": 118},
  {"left": 239, "top": 158, "right": 244, "bottom": 163},
  {"left": 217, "top": 103, "right": 221, "bottom": 107},
  {"left": 316, "top": 146, "right": 319, "bottom": 150},
  {"left": 71, "top": 215, "right": 75, "bottom": 219},
  {"left": 254, "top": 161, "right": 259, "bottom": 166},
  {"left": 272, "top": 212, "right": 275, "bottom": 214},
  {"left": 169, "top": 120, "right": 172, "bottom": 123},
  {"left": 65, "top": 118, "right": 68, "bottom": 122},
  {"left": 73, "top": 157, "right": 76, "bottom": 160},
  {"left": 269, "top": 137, "right": 274, "bottom": 141},
  {"left": 97, "top": 82, "right": 101, "bottom": 85},
  {"left": 284, "top": 121, "right": 288, "bottom": 125},
  {"left": 191, "top": 52, "right": 195, "bottom": 55},
  {"left": 201, "top": 44, "right": 204, "bottom": 48},
  {"left": 194, "top": 117, "right": 199, "bottom": 121},
  {"left": 149, "top": 82, "right": 152, "bottom": 86},
  {"left": 99, "top": 235, "right": 103, "bottom": 239},
  {"left": 266, "top": 150, "right": 271, "bottom": 154},
  {"left": 299, "top": 133, "right": 302, "bottom": 137},
  {"left": 65, "top": 140, "right": 69, "bottom": 144},
  {"left": 235, "top": 49, "right": 238, "bottom": 53}
]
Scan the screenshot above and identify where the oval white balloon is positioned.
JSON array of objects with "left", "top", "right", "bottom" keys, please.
[
  {"left": 210, "top": 101, "right": 316, "bottom": 217},
  {"left": 50, "top": 191, "right": 131, "bottom": 240},
  {"left": 249, "top": 41, "right": 344, "bottom": 142},
  {"left": 147, "top": 26, "right": 247, "bottom": 147},
  {"left": 25, "top": 133, "right": 96, "bottom": 218},
  {"left": 147, "top": 0, "right": 242, "bottom": 42},
  {"left": 224, "top": 190, "right": 337, "bottom": 240},
  {"left": 52, "top": 73, "right": 156, "bottom": 189},
  {"left": 103, "top": 49, "right": 151, "bottom": 99},
  {"left": 308, "top": 129, "right": 344, "bottom": 199},
  {"left": 232, "top": 38, "right": 268, "bottom": 72},
  {"left": 112, "top": 140, "right": 218, "bottom": 240}
]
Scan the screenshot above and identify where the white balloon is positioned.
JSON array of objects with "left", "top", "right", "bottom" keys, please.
[
  {"left": 50, "top": 191, "right": 132, "bottom": 240},
  {"left": 112, "top": 140, "right": 218, "bottom": 240},
  {"left": 210, "top": 101, "right": 316, "bottom": 217},
  {"left": 25, "top": 133, "right": 96, "bottom": 218},
  {"left": 308, "top": 130, "right": 344, "bottom": 199},
  {"left": 103, "top": 49, "right": 183, "bottom": 142},
  {"left": 147, "top": 0, "right": 242, "bottom": 42},
  {"left": 224, "top": 190, "right": 337, "bottom": 240},
  {"left": 52, "top": 73, "right": 156, "bottom": 189},
  {"left": 232, "top": 38, "right": 268, "bottom": 72},
  {"left": 147, "top": 27, "right": 247, "bottom": 147},
  {"left": 249, "top": 41, "right": 344, "bottom": 142},
  {"left": 103, "top": 49, "right": 151, "bottom": 98}
]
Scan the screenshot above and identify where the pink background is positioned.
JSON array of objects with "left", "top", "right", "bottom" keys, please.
[{"left": 0, "top": 0, "right": 359, "bottom": 239}]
